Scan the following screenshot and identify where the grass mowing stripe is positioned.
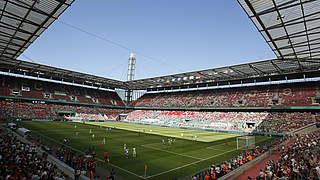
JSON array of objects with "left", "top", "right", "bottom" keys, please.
[
  {"left": 20, "top": 121, "right": 277, "bottom": 180},
  {"left": 146, "top": 137, "right": 273, "bottom": 179},
  {"left": 141, "top": 144, "right": 203, "bottom": 160},
  {"left": 30, "top": 130, "right": 147, "bottom": 179},
  {"left": 86, "top": 122, "right": 240, "bottom": 142},
  {"left": 30, "top": 123, "right": 206, "bottom": 178},
  {"left": 145, "top": 147, "right": 238, "bottom": 179},
  {"left": 146, "top": 136, "right": 271, "bottom": 179}
]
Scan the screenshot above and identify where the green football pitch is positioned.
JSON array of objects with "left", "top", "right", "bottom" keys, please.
[{"left": 19, "top": 121, "right": 277, "bottom": 180}]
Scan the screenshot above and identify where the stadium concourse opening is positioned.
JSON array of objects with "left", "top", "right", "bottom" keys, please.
[{"left": 1, "top": 0, "right": 320, "bottom": 180}]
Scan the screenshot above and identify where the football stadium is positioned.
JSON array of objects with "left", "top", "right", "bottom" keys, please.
[{"left": 1, "top": 0, "right": 320, "bottom": 180}]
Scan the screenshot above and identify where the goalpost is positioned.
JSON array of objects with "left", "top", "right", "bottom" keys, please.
[{"left": 236, "top": 136, "right": 255, "bottom": 150}]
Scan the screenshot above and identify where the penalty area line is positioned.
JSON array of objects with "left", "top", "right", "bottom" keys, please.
[
  {"left": 145, "top": 147, "right": 239, "bottom": 179},
  {"left": 141, "top": 144, "right": 203, "bottom": 160},
  {"left": 206, "top": 147, "right": 225, "bottom": 151},
  {"left": 146, "top": 137, "right": 270, "bottom": 179}
]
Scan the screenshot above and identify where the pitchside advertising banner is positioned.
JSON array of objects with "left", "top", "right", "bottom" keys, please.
[
  {"left": 210, "top": 122, "right": 230, "bottom": 128},
  {"left": 142, "top": 119, "right": 160, "bottom": 124},
  {"left": 141, "top": 119, "right": 231, "bottom": 129}
]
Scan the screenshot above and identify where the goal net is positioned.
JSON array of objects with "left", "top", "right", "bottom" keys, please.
[{"left": 236, "top": 136, "right": 255, "bottom": 150}]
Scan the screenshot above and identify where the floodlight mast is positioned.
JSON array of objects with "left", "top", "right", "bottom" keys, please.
[
  {"left": 125, "top": 53, "right": 136, "bottom": 104},
  {"left": 127, "top": 53, "right": 136, "bottom": 81}
]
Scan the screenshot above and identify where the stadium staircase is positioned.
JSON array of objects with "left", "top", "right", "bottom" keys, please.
[
  {"left": 229, "top": 138, "right": 295, "bottom": 180},
  {"left": 291, "top": 122, "right": 319, "bottom": 134}
]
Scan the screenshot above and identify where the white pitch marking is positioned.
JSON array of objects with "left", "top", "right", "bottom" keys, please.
[
  {"left": 145, "top": 147, "right": 238, "bottom": 179},
  {"left": 206, "top": 147, "right": 225, "bottom": 151},
  {"left": 146, "top": 137, "right": 269, "bottom": 179},
  {"left": 32, "top": 131, "right": 146, "bottom": 179},
  {"left": 141, "top": 143, "right": 203, "bottom": 160}
]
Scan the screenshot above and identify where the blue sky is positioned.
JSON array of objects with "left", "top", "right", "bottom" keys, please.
[{"left": 20, "top": 0, "right": 275, "bottom": 81}]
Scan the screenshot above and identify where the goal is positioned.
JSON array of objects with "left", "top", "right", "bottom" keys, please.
[{"left": 236, "top": 136, "right": 255, "bottom": 150}]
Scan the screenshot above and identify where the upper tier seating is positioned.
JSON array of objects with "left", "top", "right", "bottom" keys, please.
[
  {"left": 131, "top": 82, "right": 320, "bottom": 108},
  {"left": 0, "top": 75, "right": 124, "bottom": 106}
]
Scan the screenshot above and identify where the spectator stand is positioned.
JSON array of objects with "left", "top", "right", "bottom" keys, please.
[
  {"left": 236, "top": 130, "right": 320, "bottom": 179},
  {"left": 185, "top": 136, "right": 289, "bottom": 180},
  {"left": 23, "top": 124, "right": 125, "bottom": 180},
  {"left": 2, "top": 125, "right": 90, "bottom": 180}
]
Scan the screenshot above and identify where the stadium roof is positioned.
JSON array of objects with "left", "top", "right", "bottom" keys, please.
[
  {"left": 0, "top": 58, "right": 126, "bottom": 89},
  {"left": 1, "top": 57, "right": 320, "bottom": 91},
  {"left": 0, "top": 0, "right": 74, "bottom": 59},
  {"left": 0, "top": 0, "right": 320, "bottom": 91},
  {"left": 238, "top": 0, "right": 320, "bottom": 59},
  {"left": 128, "top": 58, "right": 320, "bottom": 90}
]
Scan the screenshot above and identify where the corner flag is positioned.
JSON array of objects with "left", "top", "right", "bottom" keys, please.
[{"left": 144, "top": 164, "right": 147, "bottom": 177}]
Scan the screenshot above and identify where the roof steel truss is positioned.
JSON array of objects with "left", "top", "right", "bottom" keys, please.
[
  {"left": 0, "top": 0, "right": 74, "bottom": 59},
  {"left": 239, "top": 0, "right": 320, "bottom": 59}
]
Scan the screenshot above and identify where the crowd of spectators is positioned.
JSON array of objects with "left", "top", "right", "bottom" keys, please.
[
  {"left": 0, "top": 101, "right": 55, "bottom": 119},
  {"left": 126, "top": 110, "right": 316, "bottom": 133},
  {"left": 254, "top": 112, "right": 316, "bottom": 134},
  {"left": 52, "top": 104, "right": 121, "bottom": 116},
  {"left": 131, "top": 82, "right": 317, "bottom": 108},
  {"left": 192, "top": 136, "right": 289, "bottom": 180},
  {"left": 192, "top": 130, "right": 320, "bottom": 180},
  {"left": 0, "top": 130, "right": 70, "bottom": 180},
  {"left": 55, "top": 147, "right": 97, "bottom": 178},
  {"left": 0, "top": 100, "right": 120, "bottom": 120},
  {"left": 126, "top": 110, "right": 269, "bottom": 131},
  {"left": 251, "top": 130, "right": 320, "bottom": 180}
]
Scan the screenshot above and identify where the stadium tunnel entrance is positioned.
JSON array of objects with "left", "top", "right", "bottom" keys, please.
[{"left": 55, "top": 110, "right": 76, "bottom": 119}]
